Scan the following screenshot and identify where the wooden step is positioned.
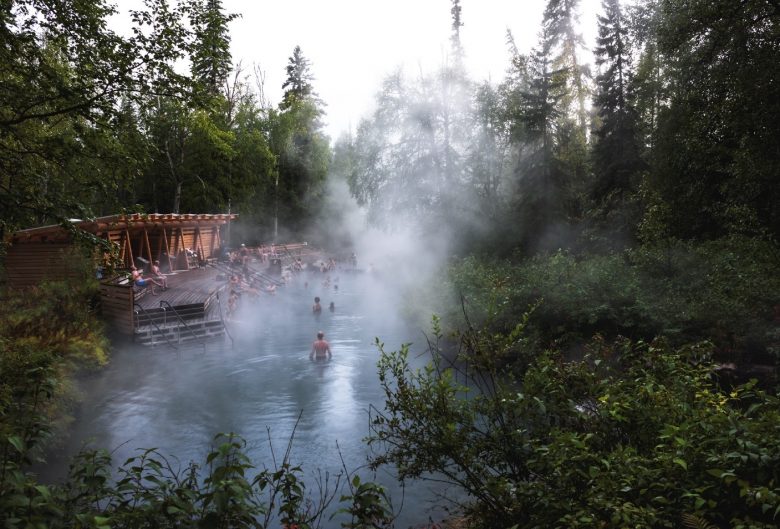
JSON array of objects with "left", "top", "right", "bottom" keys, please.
[
  {"left": 133, "top": 303, "right": 206, "bottom": 327},
  {"left": 133, "top": 319, "right": 225, "bottom": 346}
]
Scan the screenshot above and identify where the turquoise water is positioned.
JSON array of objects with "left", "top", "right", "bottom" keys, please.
[{"left": 44, "top": 271, "right": 452, "bottom": 527}]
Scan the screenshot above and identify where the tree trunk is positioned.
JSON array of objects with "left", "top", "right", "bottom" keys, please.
[{"left": 173, "top": 180, "right": 182, "bottom": 214}]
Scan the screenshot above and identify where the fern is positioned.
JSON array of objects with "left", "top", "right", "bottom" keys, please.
[{"left": 681, "top": 513, "right": 719, "bottom": 529}]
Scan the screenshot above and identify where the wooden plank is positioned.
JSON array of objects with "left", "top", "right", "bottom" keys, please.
[{"left": 101, "top": 297, "right": 131, "bottom": 308}]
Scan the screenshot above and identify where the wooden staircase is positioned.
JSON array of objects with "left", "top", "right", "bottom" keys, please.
[
  {"left": 134, "top": 303, "right": 204, "bottom": 326},
  {"left": 133, "top": 318, "right": 226, "bottom": 346},
  {"left": 133, "top": 297, "right": 226, "bottom": 347}
]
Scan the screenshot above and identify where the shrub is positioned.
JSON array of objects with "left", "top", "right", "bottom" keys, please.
[
  {"left": 368, "top": 325, "right": 780, "bottom": 529},
  {"left": 436, "top": 236, "right": 780, "bottom": 365}
]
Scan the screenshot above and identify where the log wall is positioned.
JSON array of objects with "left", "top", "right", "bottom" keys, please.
[{"left": 4, "top": 243, "right": 78, "bottom": 286}]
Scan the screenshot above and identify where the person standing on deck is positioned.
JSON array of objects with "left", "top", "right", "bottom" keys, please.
[{"left": 310, "top": 331, "right": 331, "bottom": 361}]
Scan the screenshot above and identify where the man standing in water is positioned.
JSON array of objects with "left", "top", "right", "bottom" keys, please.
[
  {"left": 310, "top": 331, "right": 331, "bottom": 361},
  {"left": 312, "top": 296, "right": 322, "bottom": 313}
]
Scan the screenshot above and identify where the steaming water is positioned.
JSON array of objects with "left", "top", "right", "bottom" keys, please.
[{"left": 43, "top": 271, "right": 453, "bottom": 526}]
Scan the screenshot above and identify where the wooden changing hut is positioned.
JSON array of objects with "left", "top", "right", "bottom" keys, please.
[{"left": 6, "top": 213, "right": 236, "bottom": 340}]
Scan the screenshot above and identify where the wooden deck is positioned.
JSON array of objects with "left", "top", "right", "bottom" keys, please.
[
  {"left": 134, "top": 266, "right": 228, "bottom": 311},
  {"left": 101, "top": 257, "right": 287, "bottom": 337}
]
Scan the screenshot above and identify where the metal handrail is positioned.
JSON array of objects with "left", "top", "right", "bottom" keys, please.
[
  {"left": 158, "top": 300, "right": 206, "bottom": 350},
  {"left": 211, "top": 260, "right": 284, "bottom": 287},
  {"left": 247, "top": 266, "right": 284, "bottom": 287},
  {"left": 133, "top": 302, "right": 178, "bottom": 349},
  {"left": 215, "top": 291, "right": 234, "bottom": 349}
]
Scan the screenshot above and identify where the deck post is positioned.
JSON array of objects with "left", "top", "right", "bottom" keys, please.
[
  {"left": 124, "top": 229, "right": 134, "bottom": 268},
  {"left": 143, "top": 227, "right": 154, "bottom": 266},
  {"left": 162, "top": 228, "right": 173, "bottom": 272}
]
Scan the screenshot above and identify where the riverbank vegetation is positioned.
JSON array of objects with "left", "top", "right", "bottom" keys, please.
[
  {"left": 412, "top": 236, "right": 779, "bottom": 372},
  {"left": 1, "top": 0, "right": 778, "bottom": 527},
  {"left": 370, "top": 328, "right": 780, "bottom": 529}
]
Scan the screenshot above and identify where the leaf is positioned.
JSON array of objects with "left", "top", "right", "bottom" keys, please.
[
  {"left": 7, "top": 435, "right": 24, "bottom": 453},
  {"left": 673, "top": 458, "right": 688, "bottom": 470},
  {"left": 34, "top": 485, "right": 51, "bottom": 500}
]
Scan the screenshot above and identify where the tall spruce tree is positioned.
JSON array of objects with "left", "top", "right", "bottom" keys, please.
[
  {"left": 280, "top": 45, "right": 317, "bottom": 111},
  {"left": 190, "top": 0, "right": 236, "bottom": 97},
  {"left": 540, "top": 0, "right": 590, "bottom": 233},
  {"left": 590, "top": 0, "right": 644, "bottom": 237},
  {"left": 542, "top": 0, "right": 590, "bottom": 135},
  {"left": 450, "top": 0, "right": 465, "bottom": 69},
  {"left": 511, "top": 33, "right": 569, "bottom": 251},
  {"left": 628, "top": 0, "right": 665, "bottom": 157},
  {"left": 270, "top": 46, "right": 329, "bottom": 238}
]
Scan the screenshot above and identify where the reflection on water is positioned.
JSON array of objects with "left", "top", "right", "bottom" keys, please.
[{"left": 43, "top": 272, "right": 450, "bottom": 526}]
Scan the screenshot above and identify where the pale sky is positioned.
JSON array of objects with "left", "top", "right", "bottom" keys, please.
[{"left": 114, "top": 0, "right": 602, "bottom": 140}]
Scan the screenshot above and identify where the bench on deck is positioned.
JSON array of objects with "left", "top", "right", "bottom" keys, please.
[
  {"left": 113, "top": 275, "right": 155, "bottom": 300},
  {"left": 133, "top": 283, "right": 155, "bottom": 300}
]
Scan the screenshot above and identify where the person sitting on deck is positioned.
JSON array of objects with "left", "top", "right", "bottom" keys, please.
[
  {"left": 131, "top": 266, "right": 164, "bottom": 293},
  {"left": 151, "top": 260, "right": 168, "bottom": 290},
  {"left": 310, "top": 331, "right": 332, "bottom": 361}
]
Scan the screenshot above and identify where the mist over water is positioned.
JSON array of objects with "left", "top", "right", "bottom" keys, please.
[{"left": 43, "top": 270, "right": 453, "bottom": 525}]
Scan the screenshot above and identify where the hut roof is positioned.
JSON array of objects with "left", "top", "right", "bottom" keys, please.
[{"left": 10, "top": 213, "right": 237, "bottom": 244}]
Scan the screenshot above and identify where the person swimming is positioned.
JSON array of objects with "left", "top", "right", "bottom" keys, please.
[
  {"left": 310, "top": 331, "right": 331, "bottom": 361},
  {"left": 329, "top": 301, "right": 335, "bottom": 312},
  {"left": 312, "top": 296, "right": 322, "bottom": 313}
]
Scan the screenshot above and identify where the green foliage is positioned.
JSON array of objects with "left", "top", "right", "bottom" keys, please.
[
  {"left": 281, "top": 45, "right": 319, "bottom": 111},
  {"left": 190, "top": 0, "right": 238, "bottom": 98},
  {"left": 0, "top": 274, "right": 111, "bottom": 527},
  {"left": 589, "top": 0, "right": 645, "bottom": 245},
  {"left": 268, "top": 96, "right": 330, "bottom": 235},
  {"left": 0, "top": 277, "right": 107, "bottom": 440},
  {"left": 0, "top": 279, "right": 108, "bottom": 368},
  {"left": 0, "top": 427, "right": 394, "bottom": 529},
  {"left": 0, "top": 0, "right": 194, "bottom": 233},
  {"left": 369, "top": 327, "right": 780, "bottom": 529},
  {"left": 335, "top": 474, "right": 394, "bottom": 529},
  {"left": 641, "top": 0, "right": 780, "bottom": 241},
  {"left": 432, "top": 236, "right": 780, "bottom": 364}
]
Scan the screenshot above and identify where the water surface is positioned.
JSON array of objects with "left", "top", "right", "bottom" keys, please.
[{"left": 45, "top": 271, "right": 451, "bottom": 526}]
